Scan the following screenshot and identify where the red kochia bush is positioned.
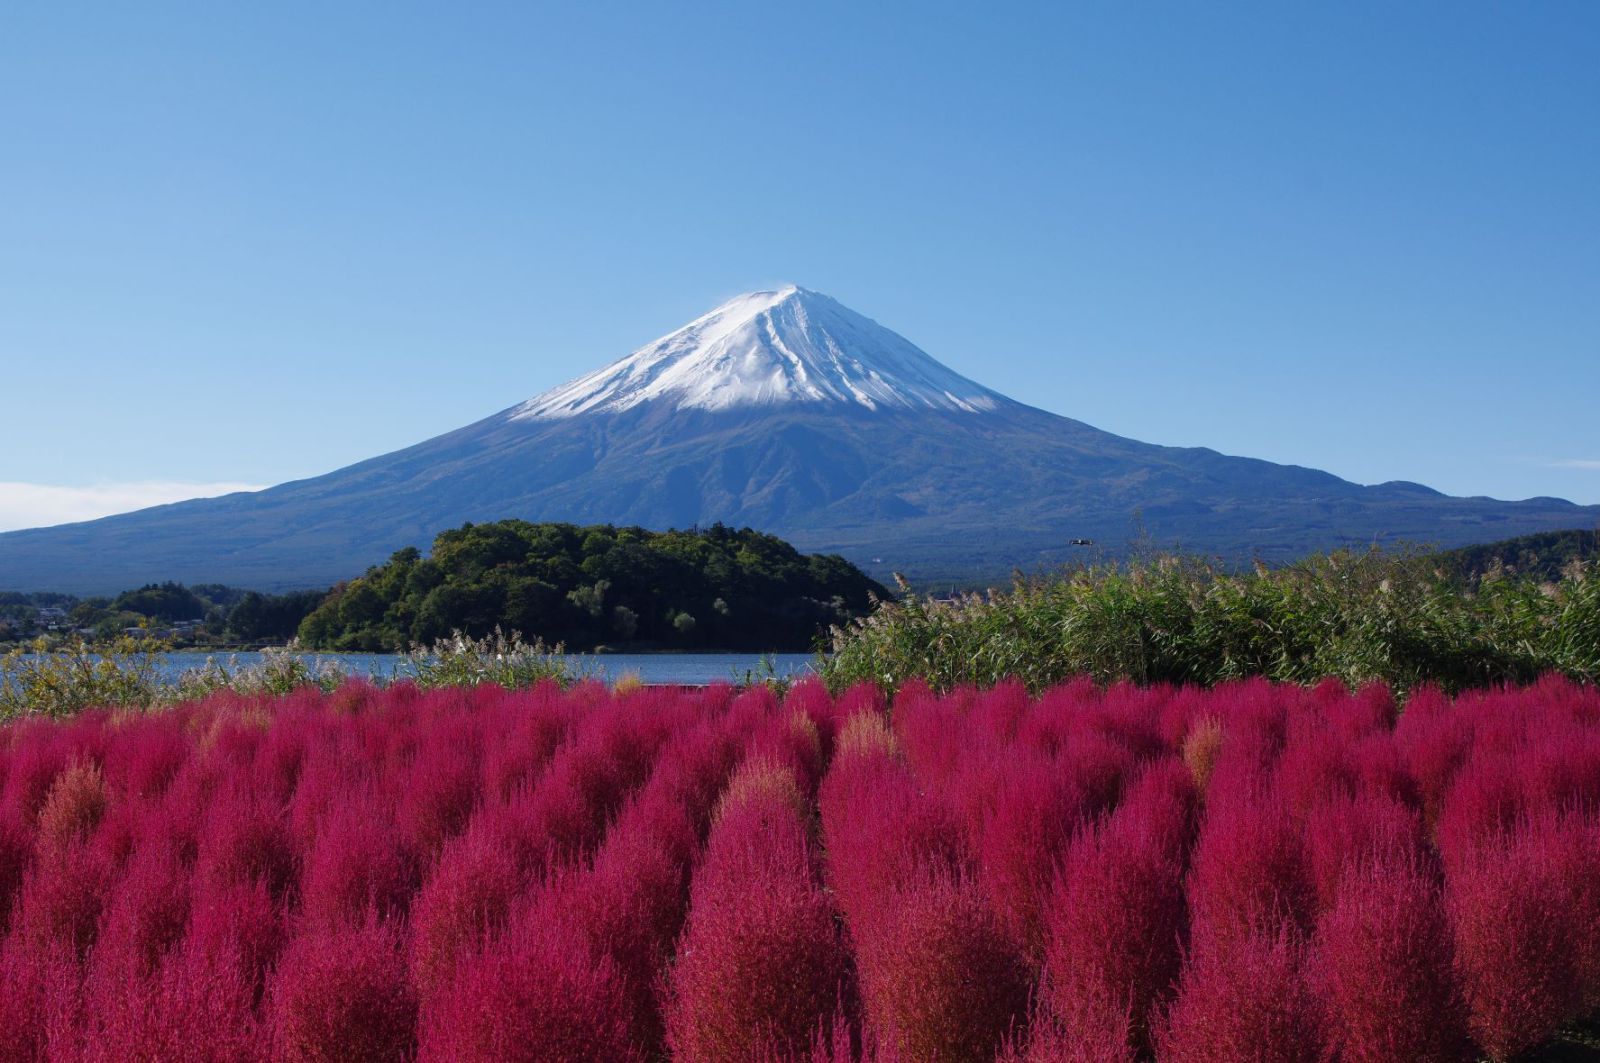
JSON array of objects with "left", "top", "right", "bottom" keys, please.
[
  {"left": 1448, "top": 812, "right": 1595, "bottom": 1060},
  {"left": 0, "top": 808, "right": 32, "bottom": 935},
  {"left": 665, "top": 761, "right": 847, "bottom": 1062},
  {"left": 419, "top": 901, "right": 640, "bottom": 1063},
  {"left": 1311, "top": 857, "right": 1469, "bottom": 1063},
  {"left": 0, "top": 932, "right": 80, "bottom": 1062},
  {"left": 409, "top": 807, "right": 522, "bottom": 996},
  {"left": 1302, "top": 793, "right": 1428, "bottom": 916},
  {"left": 35, "top": 759, "right": 109, "bottom": 852},
  {"left": 1185, "top": 790, "right": 1312, "bottom": 951},
  {"left": 88, "top": 837, "right": 192, "bottom": 985},
  {"left": 853, "top": 863, "right": 1030, "bottom": 1063},
  {"left": 269, "top": 918, "right": 417, "bottom": 1063},
  {"left": 13, "top": 837, "right": 109, "bottom": 959},
  {"left": 979, "top": 749, "right": 1096, "bottom": 962},
  {"left": 299, "top": 790, "right": 418, "bottom": 930},
  {"left": 194, "top": 785, "right": 296, "bottom": 901},
  {"left": 1042, "top": 790, "right": 1187, "bottom": 1056},
  {"left": 1155, "top": 920, "right": 1325, "bottom": 1063},
  {"left": 9, "top": 670, "right": 1600, "bottom": 1061},
  {"left": 83, "top": 933, "right": 267, "bottom": 1063}
]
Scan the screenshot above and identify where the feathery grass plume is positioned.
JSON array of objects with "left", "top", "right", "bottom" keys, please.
[
  {"left": 269, "top": 917, "right": 416, "bottom": 1063},
  {"left": 404, "top": 629, "right": 576, "bottom": 690},
  {"left": 1042, "top": 784, "right": 1188, "bottom": 1057},
  {"left": 853, "top": 862, "right": 1030, "bottom": 1063},
  {"left": 665, "top": 760, "right": 847, "bottom": 1062},
  {"left": 1310, "top": 856, "right": 1469, "bottom": 1063},
  {"left": 1155, "top": 918, "right": 1324, "bottom": 1063},
  {"left": 1447, "top": 810, "right": 1595, "bottom": 1059}
]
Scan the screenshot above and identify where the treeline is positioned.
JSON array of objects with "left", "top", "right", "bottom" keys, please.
[
  {"left": 0, "top": 582, "right": 326, "bottom": 645},
  {"left": 297, "top": 520, "right": 887, "bottom": 652},
  {"left": 1439, "top": 527, "right": 1599, "bottom": 585}
]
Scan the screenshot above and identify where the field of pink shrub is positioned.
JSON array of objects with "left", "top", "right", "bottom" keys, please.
[{"left": 1, "top": 673, "right": 1598, "bottom": 1061}]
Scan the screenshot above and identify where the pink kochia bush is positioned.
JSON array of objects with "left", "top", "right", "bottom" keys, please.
[
  {"left": 2, "top": 675, "right": 1600, "bottom": 1060},
  {"left": 665, "top": 756, "right": 847, "bottom": 1062}
]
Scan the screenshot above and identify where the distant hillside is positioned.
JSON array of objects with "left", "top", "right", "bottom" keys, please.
[
  {"left": 2, "top": 286, "right": 1597, "bottom": 593},
  {"left": 296, "top": 520, "right": 887, "bottom": 653},
  {"left": 1439, "top": 528, "right": 1600, "bottom": 584},
  {"left": 0, "top": 582, "right": 326, "bottom": 645}
]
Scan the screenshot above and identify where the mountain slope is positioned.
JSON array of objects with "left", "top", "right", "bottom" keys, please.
[{"left": 3, "top": 287, "right": 1595, "bottom": 593}]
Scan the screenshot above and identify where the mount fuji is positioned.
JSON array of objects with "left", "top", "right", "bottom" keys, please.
[{"left": 3, "top": 285, "right": 1595, "bottom": 593}]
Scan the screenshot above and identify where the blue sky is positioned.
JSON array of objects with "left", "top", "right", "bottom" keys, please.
[{"left": 1, "top": 1, "right": 1596, "bottom": 530}]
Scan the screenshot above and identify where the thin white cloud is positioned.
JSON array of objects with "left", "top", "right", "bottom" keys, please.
[
  {"left": 0, "top": 481, "right": 267, "bottom": 532},
  {"left": 1548, "top": 459, "right": 1600, "bottom": 471}
]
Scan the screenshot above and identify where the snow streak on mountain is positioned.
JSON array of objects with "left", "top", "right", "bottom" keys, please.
[{"left": 512, "top": 285, "right": 1005, "bottom": 420}]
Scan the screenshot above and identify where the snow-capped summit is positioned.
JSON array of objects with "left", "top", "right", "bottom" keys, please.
[{"left": 511, "top": 285, "right": 1005, "bottom": 420}]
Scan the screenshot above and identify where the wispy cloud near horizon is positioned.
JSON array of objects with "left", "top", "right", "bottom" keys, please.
[
  {"left": 0, "top": 481, "right": 268, "bottom": 533},
  {"left": 1548, "top": 459, "right": 1600, "bottom": 471}
]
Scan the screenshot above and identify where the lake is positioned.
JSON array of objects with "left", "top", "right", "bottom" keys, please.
[{"left": 153, "top": 650, "right": 818, "bottom": 686}]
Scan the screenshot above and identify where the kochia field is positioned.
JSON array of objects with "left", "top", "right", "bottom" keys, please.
[{"left": 1, "top": 674, "right": 1597, "bottom": 1061}]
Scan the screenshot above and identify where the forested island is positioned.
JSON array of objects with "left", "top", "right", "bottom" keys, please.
[{"left": 296, "top": 520, "right": 887, "bottom": 652}]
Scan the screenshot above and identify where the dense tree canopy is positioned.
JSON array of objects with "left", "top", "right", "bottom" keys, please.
[
  {"left": 111, "top": 582, "right": 207, "bottom": 622},
  {"left": 295, "top": 521, "right": 888, "bottom": 653}
]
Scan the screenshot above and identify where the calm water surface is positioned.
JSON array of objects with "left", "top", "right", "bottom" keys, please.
[{"left": 155, "top": 651, "right": 817, "bottom": 686}]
